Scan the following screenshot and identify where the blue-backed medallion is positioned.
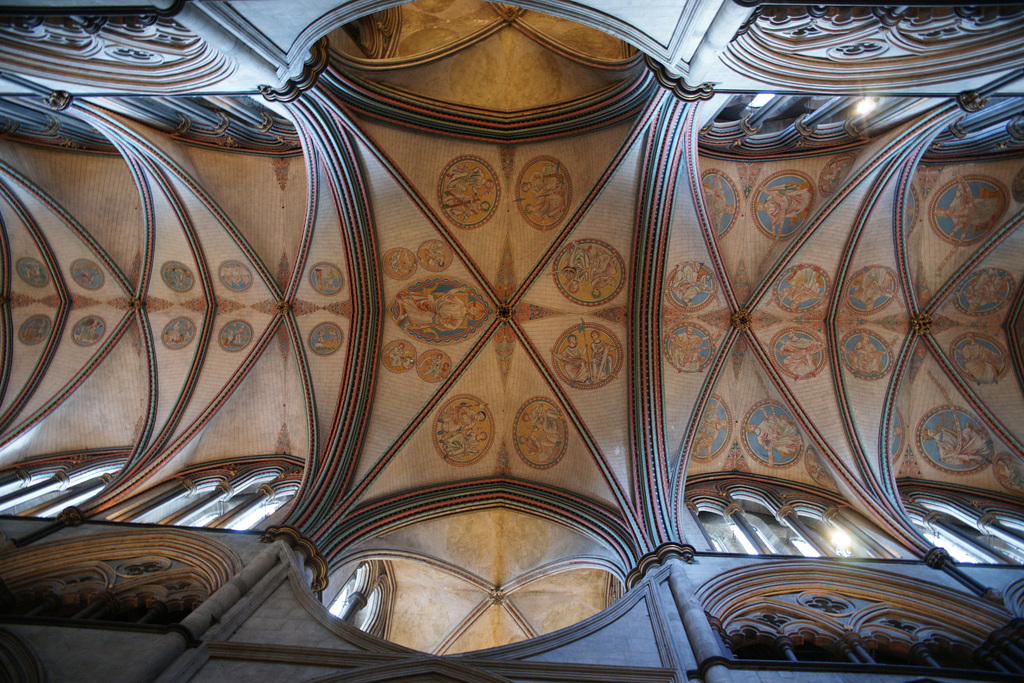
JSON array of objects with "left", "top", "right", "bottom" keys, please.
[
  {"left": 308, "top": 262, "right": 343, "bottom": 295},
  {"left": 774, "top": 264, "right": 829, "bottom": 313},
  {"left": 162, "top": 317, "right": 196, "bottom": 349},
  {"left": 752, "top": 171, "right": 815, "bottom": 239},
  {"left": 930, "top": 176, "right": 1006, "bottom": 245},
  {"left": 219, "top": 261, "right": 253, "bottom": 292},
  {"left": 693, "top": 395, "right": 731, "bottom": 460},
  {"left": 161, "top": 261, "right": 195, "bottom": 292},
  {"left": 917, "top": 406, "right": 993, "bottom": 473},
  {"left": 953, "top": 268, "right": 1014, "bottom": 316},
  {"left": 19, "top": 315, "right": 51, "bottom": 344},
  {"left": 309, "top": 322, "right": 343, "bottom": 355},
  {"left": 70, "top": 259, "right": 103, "bottom": 290},
  {"left": 219, "top": 320, "right": 253, "bottom": 352},
  {"left": 846, "top": 265, "right": 897, "bottom": 312},
  {"left": 951, "top": 333, "right": 1006, "bottom": 384},
  {"left": 72, "top": 316, "right": 105, "bottom": 346},
  {"left": 390, "top": 278, "right": 490, "bottom": 345},
  {"left": 16, "top": 257, "right": 48, "bottom": 287},
  {"left": 772, "top": 328, "right": 825, "bottom": 380},
  {"left": 840, "top": 329, "right": 893, "bottom": 380},
  {"left": 743, "top": 401, "right": 804, "bottom": 466},
  {"left": 664, "top": 324, "right": 714, "bottom": 373},
  {"left": 701, "top": 170, "right": 738, "bottom": 236}
]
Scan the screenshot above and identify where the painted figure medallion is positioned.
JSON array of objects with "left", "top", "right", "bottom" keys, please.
[
  {"left": 994, "top": 452, "right": 1024, "bottom": 494},
  {"left": 162, "top": 317, "right": 196, "bottom": 349},
  {"left": 692, "top": 395, "right": 731, "bottom": 461},
  {"left": 309, "top": 322, "right": 343, "bottom": 355},
  {"left": 382, "top": 248, "right": 417, "bottom": 280},
  {"left": 390, "top": 278, "right": 490, "bottom": 344},
  {"left": 514, "top": 397, "right": 568, "bottom": 469},
  {"left": 70, "top": 259, "right": 104, "bottom": 290},
  {"left": 743, "top": 401, "right": 804, "bottom": 466},
  {"left": 930, "top": 176, "right": 1007, "bottom": 245},
  {"left": 381, "top": 340, "right": 416, "bottom": 373},
  {"left": 664, "top": 324, "right": 714, "bottom": 374},
  {"left": 752, "top": 171, "right": 815, "bottom": 239},
  {"left": 219, "top": 261, "right": 253, "bottom": 292},
  {"left": 19, "top": 315, "right": 51, "bottom": 344},
  {"left": 774, "top": 264, "right": 829, "bottom": 313},
  {"left": 951, "top": 333, "right": 1006, "bottom": 384},
  {"left": 666, "top": 261, "right": 716, "bottom": 311},
  {"left": 772, "top": 328, "right": 825, "bottom": 379},
  {"left": 551, "top": 322, "right": 622, "bottom": 389},
  {"left": 846, "top": 265, "right": 897, "bottom": 312},
  {"left": 818, "top": 154, "right": 854, "bottom": 197},
  {"left": 438, "top": 156, "right": 499, "bottom": 229},
  {"left": 416, "top": 240, "right": 453, "bottom": 273},
  {"left": 701, "top": 170, "right": 738, "bottom": 236},
  {"left": 516, "top": 156, "right": 571, "bottom": 230},
  {"left": 433, "top": 394, "right": 493, "bottom": 465},
  {"left": 416, "top": 349, "right": 451, "bottom": 383},
  {"left": 552, "top": 239, "right": 624, "bottom": 306},
  {"left": 161, "top": 261, "right": 194, "bottom": 292},
  {"left": 917, "top": 406, "right": 993, "bottom": 472},
  {"left": 72, "top": 316, "right": 105, "bottom": 346},
  {"left": 219, "top": 320, "right": 253, "bottom": 352},
  {"left": 840, "top": 329, "right": 893, "bottom": 380},
  {"left": 889, "top": 410, "right": 905, "bottom": 461},
  {"left": 16, "top": 257, "right": 48, "bottom": 287},
  {"left": 308, "top": 262, "right": 344, "bottom": 295},
  {"left": 1013, "top": 166, "right": 1024, "bottom": 203},
  {"left": 953, "top": 268, "right": 1014, "bottom": 316}
]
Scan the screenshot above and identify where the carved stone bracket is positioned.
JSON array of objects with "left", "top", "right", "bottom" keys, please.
[
  {"left": 261, "top": 525, "right": 328, "bottom": 592},
  {"left": 644, "top": 55, "right": 714, "bottom": 102},
  {"left": 45, "top": 91, "right": 72, "bottom": 112},
  {"left": 259, "top": 38, "right": 329, "bottom": 103},
  {"left": 625, "top": 542, "right": 697, "bottom": 589},
  {"left": 924, "top": 546, "right": 952, "bottom": 569},
  {"left": 57, "top": 506, "right": 84, "bottom": 527},
  {"left": 957, "top": 90, "right": 988, "bottom": 113}
]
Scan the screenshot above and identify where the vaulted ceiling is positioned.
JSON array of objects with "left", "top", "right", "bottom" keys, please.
[{"left": 1, "top": 0, "right": 1024, "bottom": 655}]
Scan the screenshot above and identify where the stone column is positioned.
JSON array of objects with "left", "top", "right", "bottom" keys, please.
[
  {"left": 724, "top": 502, "right": 772, "bottom": 554},
  {"left": 665, "top": 556, "right": 734, "bottom": 683},
  {"left": 776, "top": 505, "right": 831, "bottom": 556}
]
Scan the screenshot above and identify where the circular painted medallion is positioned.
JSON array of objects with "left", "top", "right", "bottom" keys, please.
[
  {"left": 70, "top": 259, "right": 104, "bottom": 290},
  {"left": 930, "top": 175, "right": 1007, "bottom": 245},
  {"left": 514, "top": 397, "right": 568, "bottom": 469},
  {"left": 382, "top": 248, "right": 417, "bottom": 280},
  {"left": 752, "top": 171, "right": 815, "bottom": 239},
  {"left": 805, "top": 447, "right": 837, "bottom": 490},
  {"left": 309, "top": 322, "right": 343, "bottom": 355},
  {"left": 1013, "top": 166, "right": 1024, "bottom": 203},
  {"left": 692, "top": 395, "right": 731, "bottom": 461},
  {"left": 917, "top": 406, "right": 993, "bottom": 472},
  {"left": 516, "top": 156, "right": 571, "bottom": 230},
  {"left": 381, "top": 340, "right": 416, "bottom": 373},
  {"left": 433, "top": 394, "right": 493, "bottom": 466},
  {"left": 664, "top": 324, "right": 715, "bottom": 374},
  {"left": 953, "top": 268, "right": 1014, "bottom": 316},
  {"left": 775, "top": 264, "right": 829, "bottom": 313},
  {"left": 16, "top": 257, "right": 48, "bottom": 287},
  {"left": 701, "top": 170, "right": 738, "bottom": 236},
  {"left": 552, "top": 239, "right": 624, "bottom": 306},
  {"left": 161, "top": 261, "right": 194, "bottom": 292},
  {"left": 666, "top": 261, "right": 716, "bottom": 311},
  {"left": 18, "top": 315, "right": 51, "bottom": 344},
  {"left": 162, "top": 317, "right": 196, "bottom": 349},
  {"left": 839, "top": 329, "right": 893, "bottom": 380},
  {"left": 219, "top": 261, "right": 253, "bottom": 292},
  {"left": 219, "top": 320, "right": 253, "bottom": 352},
  {"left": 308, "top": 262, "right": 344, "bottom": 295},
  {"left": 390, "top": 278, "right": 490, "bottom": 345},
  {"left": 846, "top": 265, "right": 897, "bottom": 312},
  {"left": 416, "top": 349, "right": 451, "bottom": 383},
  {"left": 438, "top": 156, "right": 499, "bottom": 229},
  {"left": 551, "top": 322, "right": 622, "bottom": 389},
  {"left": 72, "top": 316, "right": 105, "bottom": 346},
  {"left": 889, "top": 410, "right": 905, "bottom": 461},
  {"left": 772, "top": 328, "right": 826, "bottom": 380},
  {"left": 416, "top": 240, "right": 453, "bottom": 273},
  {"left": 743, "top": 401, "right": 805, "bottom": 466},
  {"left": 819, "top": 154, "right": 854, "bottom": 197},
  {"left": 951, "top": 333, "right": 1006, "bottom": 384},
  {"left": 993, "top": 452, "right": 1024, "bottom": 493}
]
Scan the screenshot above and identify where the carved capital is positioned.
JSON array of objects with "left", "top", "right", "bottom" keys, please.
[
  {"left": 261, "top": 525, "right": 328, "bottom": 592},
  {"left": 45, "top": 90, "right": 72, "bottom": 111},
  {"left": 128, "top": 297, "right": 145, "bottom": 312},
  {"left": 643, "top": 55, "right": 714, "bottom": 102},
  {"left": 276, "top": 300, "right": 292, "bottom": 315}
]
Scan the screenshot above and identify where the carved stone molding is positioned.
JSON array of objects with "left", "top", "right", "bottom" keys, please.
[
  {"left": 625, "top": 542, "right": 697, "bottom": 589},
  {"left": 259, "top": 37, "right": 329, "bottom": 103},
  {"left": 643, "top": 55, "right": 714, "bottom": 102}
]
